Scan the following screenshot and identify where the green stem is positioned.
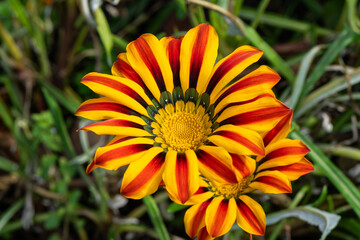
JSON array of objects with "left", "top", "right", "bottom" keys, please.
[{"left": 143, "top": 195, "right": 171, "bottom": 240}]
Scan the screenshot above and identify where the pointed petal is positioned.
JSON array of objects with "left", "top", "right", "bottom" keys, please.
[
  {"left": 267, "top": 158, "right": 314, "bottom": 181},
  {"left": 81, "top": 73, "right": 152, "bottom": 116},
  {"left": 160, "top": 36, "right": 182, "bottom": 87},
  {"left": 75, "top": 97, "right": 140, "bottom": 120},
  {"left": 217, "top": 95, "right": 290, "bottom": 132},
  {"left": 231, "top": 154, "right": 256, "bottom": 181},
  {"left": 250, "top": 170, "right": 292, "bottom": 194},
  {"left": 257, "top": 139, "right": 310, "bottom": 171},
  {"left": 206, "top": 45, "right": 263, "bottom": 97},
  {"left": 212, "top": 65, "right": 280, "bottom": 111},
  {"left": 197, "top": 146, "right": 238, "bottom": 184},
  {"left": 205, "top": 197, "right": 237, "bottom": 238},
  {"left": 184, "top": 199, "right": 212, "bottom": 238},
  {"left": 86, "top": 138, "right": 154, "bottom": 174},
  {"left": 79, "top": 117, "right": 152, "bottom": 137},
  {"left": 126, "top": 34, "right": 173, "bottom": 100},
  {"left": 111, "top": 53, "right": 154, "bottom": 99},
  {"left": 180, "top": 24, "right": 218, "bottom": 93},
  {"left": 120, "top": 147, "right": 166, "bottom": 199},
  {"left": 186, "top": 179, "right": 214, "bottom": 205},
  {"left": 209, "top": 125, "right": 265, "bottom": 156},
  {"left": 262, "top": 110, "right": 293, "bottom": 146},
  {"left": 163, "top": 150, "right": 200, "bottom": 204},
  {"left": 197, "top": 227, "right": 214, "bottom": 240},
  {"left": 236, "top": 195, "right": 266, "bottom": 235}
]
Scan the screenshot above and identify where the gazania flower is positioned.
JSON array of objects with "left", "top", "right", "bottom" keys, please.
[
  {"left": 183, "top": 111, "right": 313, "bottom": 239},
  {"left": 76, "top": 23, "right": 291, "bottom": 204}
]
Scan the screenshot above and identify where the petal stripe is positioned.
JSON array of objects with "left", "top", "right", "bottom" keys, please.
[
  {"left": 236, "top": 199, "right": 264, "bottom": 235},
  {"left": 76, "top": 102, "right": 140, "bottom": 116},
  {"left": 261, "top": 146, "right": 310, "bottom": 163},
  {"left": 134, "top": 37, "right": 166, "bottom": 92},
  {"left": 255, "top": 176, "right": 292, "bottom": 192},
  {"left": 176, "top": 154, "right": 190, "bottom": 203}
]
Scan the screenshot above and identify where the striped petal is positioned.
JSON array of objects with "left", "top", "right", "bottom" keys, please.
[
  {"left": 79, "top": 116, "right": 151, "bottom": 137},
  {"left": 81, "top": 73, "right": 152, "bottom": 116},
  {"left": 196, "top": 146, "right": 238, "bottom": 184},
  {"left": 160, "top": 36, "right": 182, "bottom": 87},
  {"left": 236, "top": 195, "right": 266, "bottom": 235},
  {"left": 126, "top": 34, "right": 173, "bottom": 100},
  {"left": 217, "top": 95, "right": 290, "bottom": 132},
  {"left": 120, "top": 147, "right": 166, "bottom": 199},
  {"left": 231, "top": 154, "right": 256, "bottom": 181},
  {"left": 111, "top": 53, "right": 154, "bottom": 99},
  {"left": 180, "top": 23, "right": 218, "bottom": 93},
  {"left": 86, "top": 137, "right": 154, "bottom": 174},
  {"left": 197, "top": 227, "right": 213, "bottom": 240},
  {"left": 212, "top": 65, "right": 280, "bottom": 112},
  {"left": 75, "top": 97, "right": 140, "bottom": 120},
  {"left": 184, "top": 199, "right": 212, "bottom": 238},
  {"left": 250, "top": 170, "right": 292, "bottom": 194},
  {"left": 206, "top": 45, "right": 263, "bottom": 97},
  {"left": 267, "top": 158, "right": 314, "bottom": 181},
  {"left": 186, "top": 179, "right": 214, "bottom": 205},
  {"left": 163, "top": 150, "right": 200, "bottom": 204},
  {"left": 257, "top": 139, "right": 310, "bottom": 171},
  {"left": 205, "top": 197, "right": 237, "bottom": 238},
  {"left": 262, "top": 110, "right": 293, "bottom": 146},
  {"left": 209, "top": 125, "right": 265, "bottom": 156}
]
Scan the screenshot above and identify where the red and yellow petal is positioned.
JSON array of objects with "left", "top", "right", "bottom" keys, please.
[
  {"left": 75, "top": 97, "right": 140, "bottom": 120},
  {"left": 180, "top": 23, "right": 219, "bottom": 94},
  {"left": 111, "top": 53, "right": 154, "bottom": 99},
  {"left": 262, "top": 110, "right": 293, "bottom": 146},
  {"left": 81, "top": 73, "right": 152, "bottom": 116},
  {"left": 126, "top": 33, "right": 173, "bottom": 100},
  {"left": 79, "top": 116, "right": 152, "bottom": 137},
  {"left": 216, "top": 95, "right": 290, "bottom": 133},
  {"left": 186, "top": 179, "right": 214, "bottom": 205},
  {"left": 267, "top": 158, "right": 314, "bottom": 181},
  {"left": 184, "top": 199, "right": 212, "bottom": 238},
  {"left": 231, "top": 154, "right": 256, "bottom": 181},
  {"left": 209, "top": 125, "right": 265, "bottom": 156},
  {"left": 197, "top": 227, "right": 214, "bottom": 240},
  {"left": 196, "top": 146, "right": 238, "bottom": 184},
  {"left": 86, "top": 137, "right": 154, "bottom": 174},
  {"left": 120, "top": 147, "right": 166, "bottom": 199},
  {"left": 205, "top": 197, "right": 237, "bottom": 238},
  {"left": 212, "top": 65, "right": 280, "bottom": 112},
  {"left": 206, "top": 45, "right": 263, "bottom": 98},
  {"left": 235, "top": 195, "right": 266, "bottom": 235},
  {"left": 160, "top": 36, "right": 182, "bottom": 87},
  {"left": 257, "top": 139, "right": 310, "bottom": 171},
  {"left": 250, "top": 170, "right": 292, "bottom": 194},
  {"left": 163, "top": 150, "right": 200, "bottom": 204}
]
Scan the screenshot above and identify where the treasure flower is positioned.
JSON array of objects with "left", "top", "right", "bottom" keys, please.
[
  {"left": 183, "top": 111, "right": 313, "bottom": 239},
  {"left": 76, "top": 24, "right": 291, "bottom": 204}
]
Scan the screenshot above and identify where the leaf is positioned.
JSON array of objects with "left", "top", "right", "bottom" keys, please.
[
  {"left": 167, "top": 202, "right": 188, "bottom": 213},
  {"left": 290, "top": 128, "right": 360, "bottom": 219},
  {"left": 94, "top": 8, "right": 113, "bottom": 66},
  {"left": 267, "top": 206, "right": 341, "bottom": 240},
  {"left": 0, "top": 198, "right": 24, "bottom": 232}
]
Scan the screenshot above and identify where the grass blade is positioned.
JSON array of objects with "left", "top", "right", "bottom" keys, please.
[
  {"left": 290, "top": 128, "right": 360, "bottom": 219},
  {"left": 0, "top": 198, "right": 24, "bottom": 232},
  {"left": 143, "top": 196, "right": 171, "bottom": 240}
]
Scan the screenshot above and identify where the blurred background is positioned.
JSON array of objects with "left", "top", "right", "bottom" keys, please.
[{"left": 0, "top": 0, "right": 360, "bottom": 239}]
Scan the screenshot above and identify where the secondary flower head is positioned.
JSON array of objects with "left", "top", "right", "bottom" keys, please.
[
  {"left": 183, "top": 111, "right": 313, "bottom": 239},
  {"left": 76, "top": 23, "right": 291, "bottom": 204}
]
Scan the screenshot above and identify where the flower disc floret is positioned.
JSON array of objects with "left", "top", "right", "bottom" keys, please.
[{"left": 209, "top": 175, "right": 253, "bottom": 199}]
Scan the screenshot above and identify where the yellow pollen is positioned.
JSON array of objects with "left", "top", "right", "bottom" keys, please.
[
  {"left": 209, "top": 176, "right": 254, "bottom": 199},
  {"left": 153, "top": 101, "right": 212, "bottom": 152}
]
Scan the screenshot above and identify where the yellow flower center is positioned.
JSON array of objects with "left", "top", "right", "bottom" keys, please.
[
  {"left": 151, "top": 101, "right": 212, "bottom": 152},
  {"left": 209, "top": 176, "right": 254, "bottom": 199}
]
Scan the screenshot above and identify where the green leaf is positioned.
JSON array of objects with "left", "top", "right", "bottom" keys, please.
[
  {"left": 0, "top": 156, "right": 18, "bottom": 172},
  {"left": 95, "top": 8, "right": 113, "bottom": 66},
  {"left": 290, "top": 128, "right": 360, "bottom": 219},
  {"left": 289, "top": 45, "right": 324, "bottom": 109},
  {"left": 0, "top": 198, "right": 24, "bottom": 232},
  {"left": 167, "top": 202, "right": 188, "bottom": 213},
  {"left": 143, "top": 196, "right": 171, "bottom": 240},
  {"left": 267, "top": 206, "right": 341, "bottom": 240}
]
